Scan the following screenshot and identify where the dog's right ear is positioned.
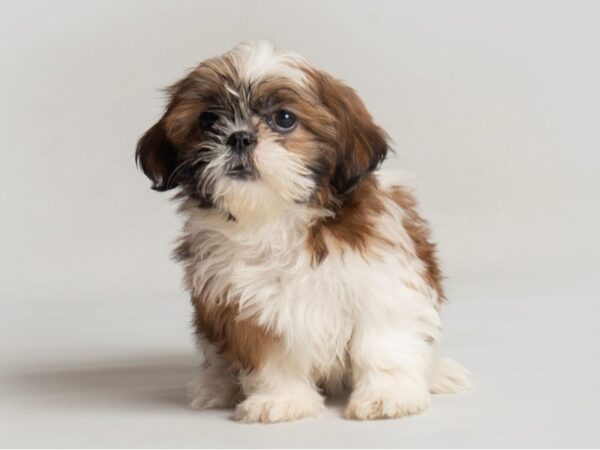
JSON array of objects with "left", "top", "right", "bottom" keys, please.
[{"left": 135, "top": 118, "right": 179, "bottom": 191}]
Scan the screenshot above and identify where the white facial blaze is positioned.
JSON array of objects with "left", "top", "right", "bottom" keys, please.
[{"left": 228, "top": 40, "right": 308, "bottom": 86}]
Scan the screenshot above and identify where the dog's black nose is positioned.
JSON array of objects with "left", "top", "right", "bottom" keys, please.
[{"left": 227, "top": 131, "right": 256, "bottom": 153}]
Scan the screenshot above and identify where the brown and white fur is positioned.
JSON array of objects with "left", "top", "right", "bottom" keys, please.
[{"left": 136, "top": 41, "right": 472, "bottom": 423}]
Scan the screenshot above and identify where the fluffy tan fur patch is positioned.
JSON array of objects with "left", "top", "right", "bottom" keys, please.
[
  {"left": 193, "top": 298, "right": 278, "bottom": 372},
  {"left": 307, "top": 175, "right": 387, "bottom": 263},
  {"left": 387, "top": 186, "right": 445, "bottom": 303}
]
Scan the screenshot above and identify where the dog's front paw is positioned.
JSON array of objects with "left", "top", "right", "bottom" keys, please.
[
  {"left": 345, "top": 375, "right": 431, "bottom": 420},
  {"left": 234, "top": 392, "right": 324, "bottom": 423}
]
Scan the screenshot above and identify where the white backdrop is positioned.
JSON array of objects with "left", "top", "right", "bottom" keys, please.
[{"left": 1, "top": 1, "right": 599, "bottom": 447}]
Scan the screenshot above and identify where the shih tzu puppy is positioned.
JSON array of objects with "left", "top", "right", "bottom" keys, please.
[{"left": 136, "top": 41, "right": 472, "bottom": 423}]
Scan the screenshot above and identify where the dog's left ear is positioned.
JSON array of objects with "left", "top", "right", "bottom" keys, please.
[
  {"left": 135, "top": 118, "right": 179, "bottom": 191},
  {"left": 314, "top": 71, "right": 389, "bottom": 195}
]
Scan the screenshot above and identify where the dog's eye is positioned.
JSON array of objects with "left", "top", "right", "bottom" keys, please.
[
  {"left": 271, "top": 109, "right": 297, "bottom": 133},
  {"left": 199, "top": 111, "right": 219, "bottom": 130}
]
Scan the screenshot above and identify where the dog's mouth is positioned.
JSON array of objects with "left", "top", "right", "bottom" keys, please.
[
  {"left": 225, "top": 148, "right": 257, "bottom": 179},
  {"left": 228, "top": 165, "right": 255, "bottom": 179},
  {"left": 227, "top": 160, "right": 257, "bottom": 180}
]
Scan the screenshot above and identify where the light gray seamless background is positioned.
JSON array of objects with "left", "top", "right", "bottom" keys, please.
[{"left": 1, "top": 0, "right": 599, "bottom": 448}]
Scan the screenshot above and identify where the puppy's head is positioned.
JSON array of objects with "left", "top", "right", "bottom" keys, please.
[{"left": 136, "top": 41, "right": 388, "bottom": 219}]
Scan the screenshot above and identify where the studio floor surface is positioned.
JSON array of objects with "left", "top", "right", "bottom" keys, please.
[{"left": 1, "top": 269, "right": 598, "bottom": 448}]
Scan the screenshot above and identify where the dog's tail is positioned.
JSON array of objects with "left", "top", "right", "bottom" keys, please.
[{"left": 428, "top": 357, "right": 474, "bottom": 394}]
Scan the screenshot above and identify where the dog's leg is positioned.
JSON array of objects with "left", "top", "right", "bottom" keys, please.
[
  {"left": 345, "top": 300, "right": 440, "bottom": 420},
  {"left": 234, "top": 346, "right": 324, "bottom": 423},
  {"left": 188, "top": 338, "right": 240, "bottom": 410}
]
